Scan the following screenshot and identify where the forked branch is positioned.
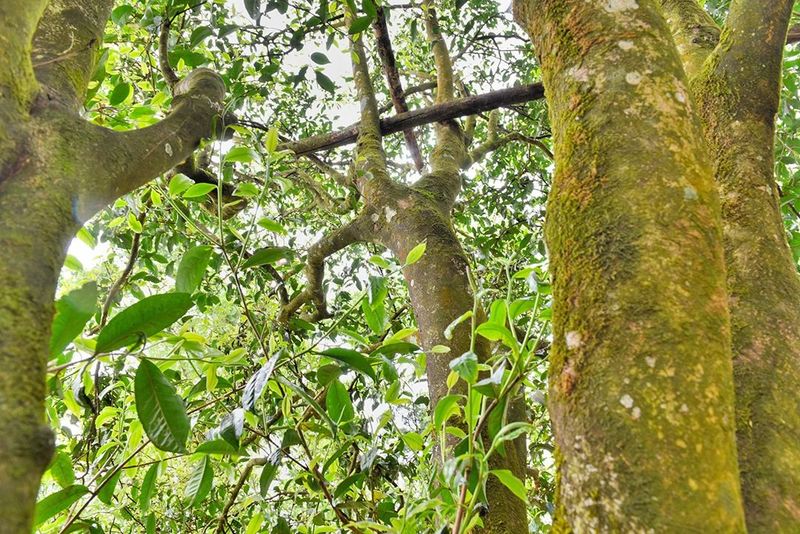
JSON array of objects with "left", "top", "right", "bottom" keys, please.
[{"left": 279, "top": 214, "right": 370, "bottom": 323}]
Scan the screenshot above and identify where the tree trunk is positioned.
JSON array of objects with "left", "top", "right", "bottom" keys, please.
[
  {"left": 690, "top": 1, "right": 800, "bottom": 529},
  {"left": 514, "top": 0, "right": 745, "bottom": 530},
  {"left": 0, "top": 152, "right": 74, "bottom": 533},
  {"left": 377, "top": 187, "right": 529, "bottom": 533}
]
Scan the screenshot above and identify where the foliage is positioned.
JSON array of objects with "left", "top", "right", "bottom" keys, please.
[{"left": 38, "top": 0, "right": 800, "bottom": 532}]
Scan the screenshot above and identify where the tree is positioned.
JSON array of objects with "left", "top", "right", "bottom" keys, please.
[
  {"left": 514, "top": 0, "right": 800, "bottom": 531},
  {"left": 2, "top": 1, "right": 544, "bottom": 532},
  {"left": 2, "top": 0, "right": 800, "bottom": 533}
]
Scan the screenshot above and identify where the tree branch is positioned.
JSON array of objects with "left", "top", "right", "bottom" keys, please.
[
  {"left": 658, "top": 0, "right": 720, "bottom": 78},
  {"left": 78, "top": 68, "right": 225, "bottom": 220},
  {"left": 279, "top": 214, "right": 370, "bottom": 323},
  {"left": 31, "top": 0, "right": 115, "bottom": 107},
  {"left": 373, "top": 7, "right": 425, "bottom": 171},
  {"left": 159, "top": 13, "right": 180, "bottom": 90},
  {"left": 279, "top": 82, "right": 544, "bottom": 155},
  {"left": 709, "top": 0, "right": 793, "bottom": 120},
  {"left": 0, "top": 0, "right": 48, "bottom": 112}
]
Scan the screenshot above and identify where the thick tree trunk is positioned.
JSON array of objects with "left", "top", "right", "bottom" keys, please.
[
  {"left": 0, "top": 162, "right": 75, "bottom": 533},
  {"left": 376, "top": 187, "right": 528, "bottom": 533},
  {"left": 691, "top": 1, "right": 800, "bottom": 529},
  {"left": 514, "top": 0, "right": 745, "bottom": 530}
]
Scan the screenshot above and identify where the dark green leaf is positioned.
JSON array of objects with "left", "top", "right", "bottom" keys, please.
[
  {"left": 96, "top": 293, "right": 193, "bottom": 353},
  {"left": 315, "top": 70, "right": 336, "bottom": 93},
  {"left": 176, "top": 246, "right": 213, "bottom": 293},
  {"left": 135, "top": 359, "right": 190, "bottom": 452},
  {"left": 348, "top": 15, "right": 373, "bottom": 34},
  {"left": 139, "top": 463, "right": 159, "bottom": 512},
  {"left": 326, "top": 380, "right": 354, "bottom": 425},
  {"left": 310, "top": 52, "right": 330, "bottom": 64},
  {"left": 241, "top": 247, "right": 292, "bottom": 268},
  {"left": 259, "top": 452, "right": 281, "bottom": 497},
  {"left": 108, "top": 82, "right": 131, "bottom": 105},
  {"left": 449, "top": 351, "right": 478, "bottom": 384},
  {"left": 184, "top": 456, "right": 214, "bottom": 507},
  {"left": 321, "top": 348, "right": 377, "bottom": 381}
]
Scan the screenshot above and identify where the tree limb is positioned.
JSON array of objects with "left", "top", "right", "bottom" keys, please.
[
  {"left": 79, "top": 68, "right": 225, "bottom": 220},
  {"left": 279, "top": 82, "right": 545, "bottom": 155},
  {"left": 159, "top": 13, "right": 180, "bottom": 90},
  {"left": 279, "top": 214, "right": 370, "bottom": 323},
  {"left": 373, "top": 7, "right": 425, "bottom": 171},
  {"left": 658, "top": 0, "right": 720, "bottom": 78},
  {"left": 710, "top": 0, "right": 793, "bottom": 120},
  {"left": 0, "top": 0, "right": 48, "bottom": 112}
]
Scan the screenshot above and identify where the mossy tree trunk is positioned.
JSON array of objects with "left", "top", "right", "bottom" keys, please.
[
  {"left": 514, "top": 0, "right": 746, "bottom": 530},
  {"left": 0, "top": 2, "right": 224, "bottom": 531},
  {"left": 664, "top": 1, "right": 800, "bottom": 530},
  {"left": 283, "top": 4, "right": 530, "bottom": 531}
]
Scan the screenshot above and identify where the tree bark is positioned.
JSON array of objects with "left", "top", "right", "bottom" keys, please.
[
  {"left": 514, "top": 0, "right": 745, "bottom": 531},
  {"left": 0, "top": 3, "right": 225, "bottom": 530},
  {"left": 690, "top": 1, "right": 800, "bottom": 530}
]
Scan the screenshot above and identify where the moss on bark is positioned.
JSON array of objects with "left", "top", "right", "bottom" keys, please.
[{"left": 514, "top": 0, "right": 745, "bottom": 530}]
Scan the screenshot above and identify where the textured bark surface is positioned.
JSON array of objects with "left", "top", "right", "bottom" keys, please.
[
  {"left": 514, "top": 0, "right": 745, "bottom": 531},
  {"left": 0, "top": 3, "right": 225, "bottom": 531},
  {"left": 690, "top": 1, "right": 800, "bottom": 530}
]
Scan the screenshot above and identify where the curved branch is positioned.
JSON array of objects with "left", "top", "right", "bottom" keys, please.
[
  {"left": 159, "top": 15, "right": 180, "bottom": 90},
  {"left": 76, "top": 68, "right": 225, "bottom": 220},
  {"left": 279, "top": 214, "right": 370, "bottom": 324}
]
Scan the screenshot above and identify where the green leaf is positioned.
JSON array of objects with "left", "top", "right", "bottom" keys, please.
[
  {"left": 259, "top": 453, "right": 281, "bottom": 496},
  {"left": 490, "top": 469, "right": 527, "bottom": 504},
  {"left": 48, "top": 451, "right": 75, "bottom": 488},
  {"left": 404, "top": 241, "right": 427, "bottom": 266},
  {"left": 277, "top": 377, "right": 337, "bottom": 436},
  {"left": 50, "top": 282, "right": 97, "bottom": 358},
  {"left": 139, "top": 462, "right": 159, "bottom": 512},
  {"left": 135, "top": 359, "right": 190, "bottom": 452},
  {"left": 311, "top": 52, "right": 330, "bottom": 64},
  {"left": 241, "top": 246, "right": 292, "bottom": 268},
  {"left": 111, "top": 5, "right": 135, "bottom": 26},
  {"left": 245, "top": 513, "right": 264, "bottom": 534},
  {"left": 334, "top": 472, "right": 363, "bottom": 499},
  {"left": 184, "top": 456, "right": 214, "bottom": 507},
  {"left": 361, "top": 298, "right": 386, "bottom": 334},
  {"left": 97, "top": 469, "right": 122, "bottom": 505},
  {"left": 34, "top": 485, "right": 88, "bottom": 526},
  {"left": 348, "top": 15, "right": 373, "bottom": 34},
  {"left": 257, "top": 217, "right": 287, "bottom": 234},
  {"left": 176, "top": 246, "right": 213, "bottom": 293},
  {"left": 183, "top": 183, "right": 217, "bottom": 199},
  {"left": 190, "top": 26, "right": 214, "bottom": 47},
  {"left": 196, "top": 439, "right": 239, "bottom": 455},
  {"left": 321, "top": 348, "right": 377, "bottom": 381},
  {"left": 444, "top": 310, "right": 473, "bottom": 340},
  {"left": 95, "top": 293, "right": 193, "bottom": 353},
  {"left": 449, "top": 351, "right": 478, "bottom": 384},
  {"left": 265, "top": 127, "right": 280, "bottom": 154},
  {"left": 108, "top": 82, "right": 131, "bottom": 105},
  {"left": 169, "top": 173, "right": 194, "bottom": 196},
  {"left": 402, "top": 432, "right": 424, "bottom": 451},
  {"left": 475, "top": 322, "right": 519, "bottom": 353},
  {"left": 127, "top": 212, "right": 142, "bottom": 233},
  {"left": 225, "top": 146, "right": 259, "bottom": 163},
  {"left": 315, "top": 70, "right": 336, "bottom": 93},
  {"left": 434, "top": 394, "right": 461, "bottom": 428},
  {"left": 326, "top": 380, "right": 355, "bottom": 425}
]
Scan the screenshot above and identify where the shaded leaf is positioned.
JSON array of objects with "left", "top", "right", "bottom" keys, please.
[
  {"left": 50, "top": 282, "right": 97, "bottom": 358},
  {"left": 176, "top": 246, "right": 213, "bottom": 293},
  {"left": 321, "top": 347, "right": 377, "bottom": 381},
  {"left": 135, "top": 359, "right": 190, "bottom": 452}
]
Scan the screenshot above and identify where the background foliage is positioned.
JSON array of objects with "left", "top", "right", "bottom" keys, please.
[{"left": 39, "top": 0, "right": 800, "bottom": 532}]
